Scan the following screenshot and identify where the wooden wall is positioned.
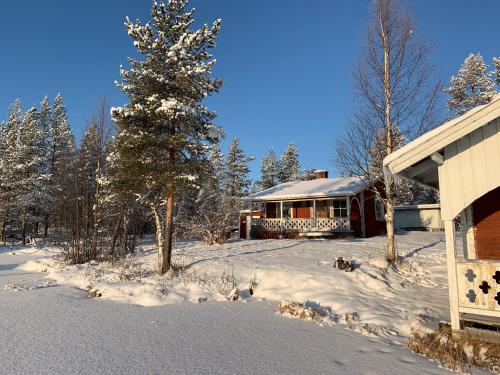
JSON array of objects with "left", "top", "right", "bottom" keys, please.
[
  {"left": 362, "top": 189, "right": 387, "bottom": 238},
  {"left": 266, "top": 202, "right": 277, "bottom": 218},
  {"left": 292, "top": 201, "right": 312, "bottom": 218},
  {"left": 473, "top": 186, "right": 500, "bottom": 260},
  {"left": 439, "top": 117, "right": 500, "bottom": 221}
]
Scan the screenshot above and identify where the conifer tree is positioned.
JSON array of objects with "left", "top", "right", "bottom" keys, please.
[
  {"left": 278, "top": 143, "right": 301, "bottom": 183},
  {"left": 11, "top": 106, "right": 50, "bottom": 244},
  {"left": 223, "top": 138, "right": 253, "bottom": 198},
  {"left": 112, "top": 0, "right": 223, "bottom": 274},
  {"left": 45, "top": 94, "right": 75, "bottom": 236},
  {"left": 493, "top": 57, "right": 500, "bottom": 85},
  {"left": 0, "top": 99, "right": 23, "bottom": 243},
  {"left": 444, "top": 53, "right": 496, "bottom": 115},
  {"left": 259, "top": 149, "right": 277, "bottom": 189}
]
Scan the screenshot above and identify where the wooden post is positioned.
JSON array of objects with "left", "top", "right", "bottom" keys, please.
[
  {"left": 313, "top": 200, "right": 317, "bottom": 228},
  {"left": 444, "top": 219, "right": 460, "bottom": 331},
  {"left": 246, "top": 211, "right": 252, "bottom": 240}
]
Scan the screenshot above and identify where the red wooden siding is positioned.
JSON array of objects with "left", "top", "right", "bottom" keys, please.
[
  {"left": 266, "top": 202, "right": 277, "bottom": 218},
  {"left": 363, "top": 189, "right": 386, "bottom": 238},
  {"left": 350, "top": 198, "right": 362, "bottom": 237},
  {"left": 293, "top": 201, "right": 312, "bottom": 218},
  {"left": 473, "top": 186, "right": 500, "bottom": 260}
]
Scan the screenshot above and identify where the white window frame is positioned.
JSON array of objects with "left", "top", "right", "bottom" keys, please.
[{"left": 374, "top": 198, "right": 385, "bottom": 221}]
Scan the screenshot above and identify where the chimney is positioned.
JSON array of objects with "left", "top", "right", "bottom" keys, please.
[{"left": 314, "top": 170, "right": 328, "bottom": 179}]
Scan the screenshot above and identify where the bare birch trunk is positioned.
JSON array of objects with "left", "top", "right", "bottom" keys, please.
[{"left": 380, "top": 4, "right": 397, "bottom": 262}]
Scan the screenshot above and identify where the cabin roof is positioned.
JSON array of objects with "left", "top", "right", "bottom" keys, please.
[
  {"left": 244, "top": 176, "right": 368, "bottom": 202},
  {"left": 383, "top": 94, "right": 500, "bottom": 188}
]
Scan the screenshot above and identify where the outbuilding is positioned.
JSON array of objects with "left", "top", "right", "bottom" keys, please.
[
  {"left": 383, "top": 95, "right": 500, "bottom": 332},
  {"left": 241, "top": 171, "right": 386, "bottom": 239}
]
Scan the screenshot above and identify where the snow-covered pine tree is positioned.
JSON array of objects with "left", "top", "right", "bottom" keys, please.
[
  {"left": 301, "top": 169, "right": 317, "bottom": 181},
  {"left": 223, "top": 138, "right": 253, "bottom": 198},
  {"left": 444, "top": 53, "right": 496, "bottom": 116},
  {"left": 112, "top": 1, "right": 223, "bottom": 274},
  {"left": 260, "top": 149, "right": 277, "bottom": 189},
  {"left": 0, "top": 99, "right": 23, "bottom": 243},
  {"left": 45, "top": 94, "right": 75, "bottom": 236},
  {"left": 277, "top": 142, "right": 301, "bottom": 183},
  {"left": 185, "top": 142, "right": 235, "bottom": 245},
  {"left": 10, "top": 106, "right": 51, "bottom": 244},
  {"left": 37, "top": 96, "right": 53, "bottom": 233},
  {"left": 493, "top": 57, "right": 500, "bottom": 85}
]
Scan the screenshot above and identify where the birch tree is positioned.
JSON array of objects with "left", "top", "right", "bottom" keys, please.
[
  {"left": 335, "top": 0, "right": 441, "bottom": 262},
  {"left": 112, "top": 1, "right": 223, "bottom": 274}
]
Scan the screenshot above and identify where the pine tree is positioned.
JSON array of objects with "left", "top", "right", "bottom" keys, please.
[
  {"left": 493, "top": 57, "right": 500, "bottom": 85},
  {"left": 0, "top": 99, "right": 23, "bottom": 243},
  {"left": 278, "top": 142, "right": 301, "bottom": 183},
  {"left": 45, "top": 94, "right": 75, "bottom": 236},
  {"left": 260, "top": 149, "right": 277, "bottom": 189},
  {"left": 223, "top": 138, "right": 253, "bottom": 198},
  {"left": 10, "top": 106, "right": 51, "bottom": 244},
  {"left": 112, "top": 1, "right": 222, "bottom": 274},
  {"left": 444, "top": 53, "right": 496, "bottom": 116},
  {"left": 301, "top": 169, "right": 317, "bottom": 181}
]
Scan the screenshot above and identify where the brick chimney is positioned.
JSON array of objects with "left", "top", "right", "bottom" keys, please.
[{"left": 314, "top": 170, "right": 328, "bottom": 179}]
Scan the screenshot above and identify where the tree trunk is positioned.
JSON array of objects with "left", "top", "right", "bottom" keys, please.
[
  {"left": 161, "top": 181, "right": 175, "bottom": 274},
  {"left": 110, "top": 206, "right": 125, "bottom": 257},
  {"left": 43, "top": 213, "right": 49, "bottom": 240},
  {"left": 90, "top": 160, "right": 101, "bottom": 260},
  {"left": 1, "top": 210, "right": 8, "bottom": 246},
  {"left": 152, "top": 205, "right": 167, "bottom": 274},
  {"left": 380, "top": 4, "right": 397, "bottom": 262}
]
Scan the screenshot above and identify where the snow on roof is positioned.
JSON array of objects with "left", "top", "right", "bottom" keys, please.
[{"left": 244, "top": 176, "right": 368, "bottom": 202}]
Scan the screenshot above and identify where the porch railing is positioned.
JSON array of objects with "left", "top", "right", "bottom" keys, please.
[
  {"left": 252, "top": 217, "right": 350, "bottom": 232},
  {"left": 456, "top": 260, "right": 500, "bottom": 315}
]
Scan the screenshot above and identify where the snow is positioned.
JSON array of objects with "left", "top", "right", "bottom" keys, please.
[
  {"left": 1, "top": 240, "right": 480, "bottom": 375},
  {"left": 21, "top": 232, "right": 451, "bottom": 343},
  {"left": 2, "top": 233, "right": 493, "bottom": 374},
  {"left": 245, "top": 176, "right": 368, "bottom": 201}
]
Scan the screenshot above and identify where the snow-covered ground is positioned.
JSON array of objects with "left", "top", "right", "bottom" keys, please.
[
  {"left": 2, "top": 232, "right": 489, "bottom": 374},
  {"left": 20, "top": 232, "right": 451, "bottom": 343}
]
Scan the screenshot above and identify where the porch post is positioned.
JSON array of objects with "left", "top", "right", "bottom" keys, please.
[
  {"left": 346, "top": 196, "right": 351, "bottom": 231},
  {"left": 313, "top": 200, "right": 317, "bottom": 228},
  {"left": 246, "top": 201, "right": 253, "bottom": 240},
  {"left": 444, "top": 219, "right": 460, "bottom": 331},
  {"left": 280, "top": 201, "right": 284, "bottom": 231}
]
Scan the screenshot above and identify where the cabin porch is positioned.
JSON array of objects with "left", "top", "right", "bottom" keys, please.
[{"left": 248, "top": 197, "right": 354, "bottom": 239}]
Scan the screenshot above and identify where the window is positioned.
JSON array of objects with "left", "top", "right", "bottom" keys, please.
[
  {"left": 316, "top": 200, "right": 328, "bottom": 218},
  {"left": 283, "top": 202, "right": 293, "bottom": 219},
  {"left": 375, "top": 198, "right": 385, "bottom": 221},
  {"left": 331, "top": 199, "right": 348, "bottom": 218}
]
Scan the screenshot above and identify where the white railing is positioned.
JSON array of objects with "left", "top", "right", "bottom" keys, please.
[
  {"left": 252, "top": 217, "right": 350, "bottom": 232},
  {"left": 456, "top": 260, "right": 500, "bottom": 314}
]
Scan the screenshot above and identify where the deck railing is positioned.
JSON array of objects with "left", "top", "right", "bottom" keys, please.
[
  {"left": 252, "top": 217, "right": 350, "bottom": 232},
  {"left": 456, "top": 260, "right": 500, "bottom": 316}
]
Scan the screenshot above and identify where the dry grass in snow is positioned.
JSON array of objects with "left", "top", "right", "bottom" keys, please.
[
  {"left": 408, "top": 324, "right": 500, "bottom": 373},
  {"left": 17, "top": 232, "right": 453, "bottom": 345}
]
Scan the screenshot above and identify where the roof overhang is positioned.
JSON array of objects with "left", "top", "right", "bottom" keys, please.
[{"left": 383, "top": 94, "right": 500, "bottom": 189}]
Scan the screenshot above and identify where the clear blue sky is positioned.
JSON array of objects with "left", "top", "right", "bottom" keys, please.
[{"left": 0, "top": 1, "right": 499, "bottom": 180}]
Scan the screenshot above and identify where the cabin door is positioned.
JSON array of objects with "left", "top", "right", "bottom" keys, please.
[
  {"left": 239, "top": 214, "right": 247, "bottom": 239},
  {"left": 473, "top": 186, "right": 500, "bottom": 260},
  {"left": 350, "top": 198, "right": 362, "bottom": 237}
]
